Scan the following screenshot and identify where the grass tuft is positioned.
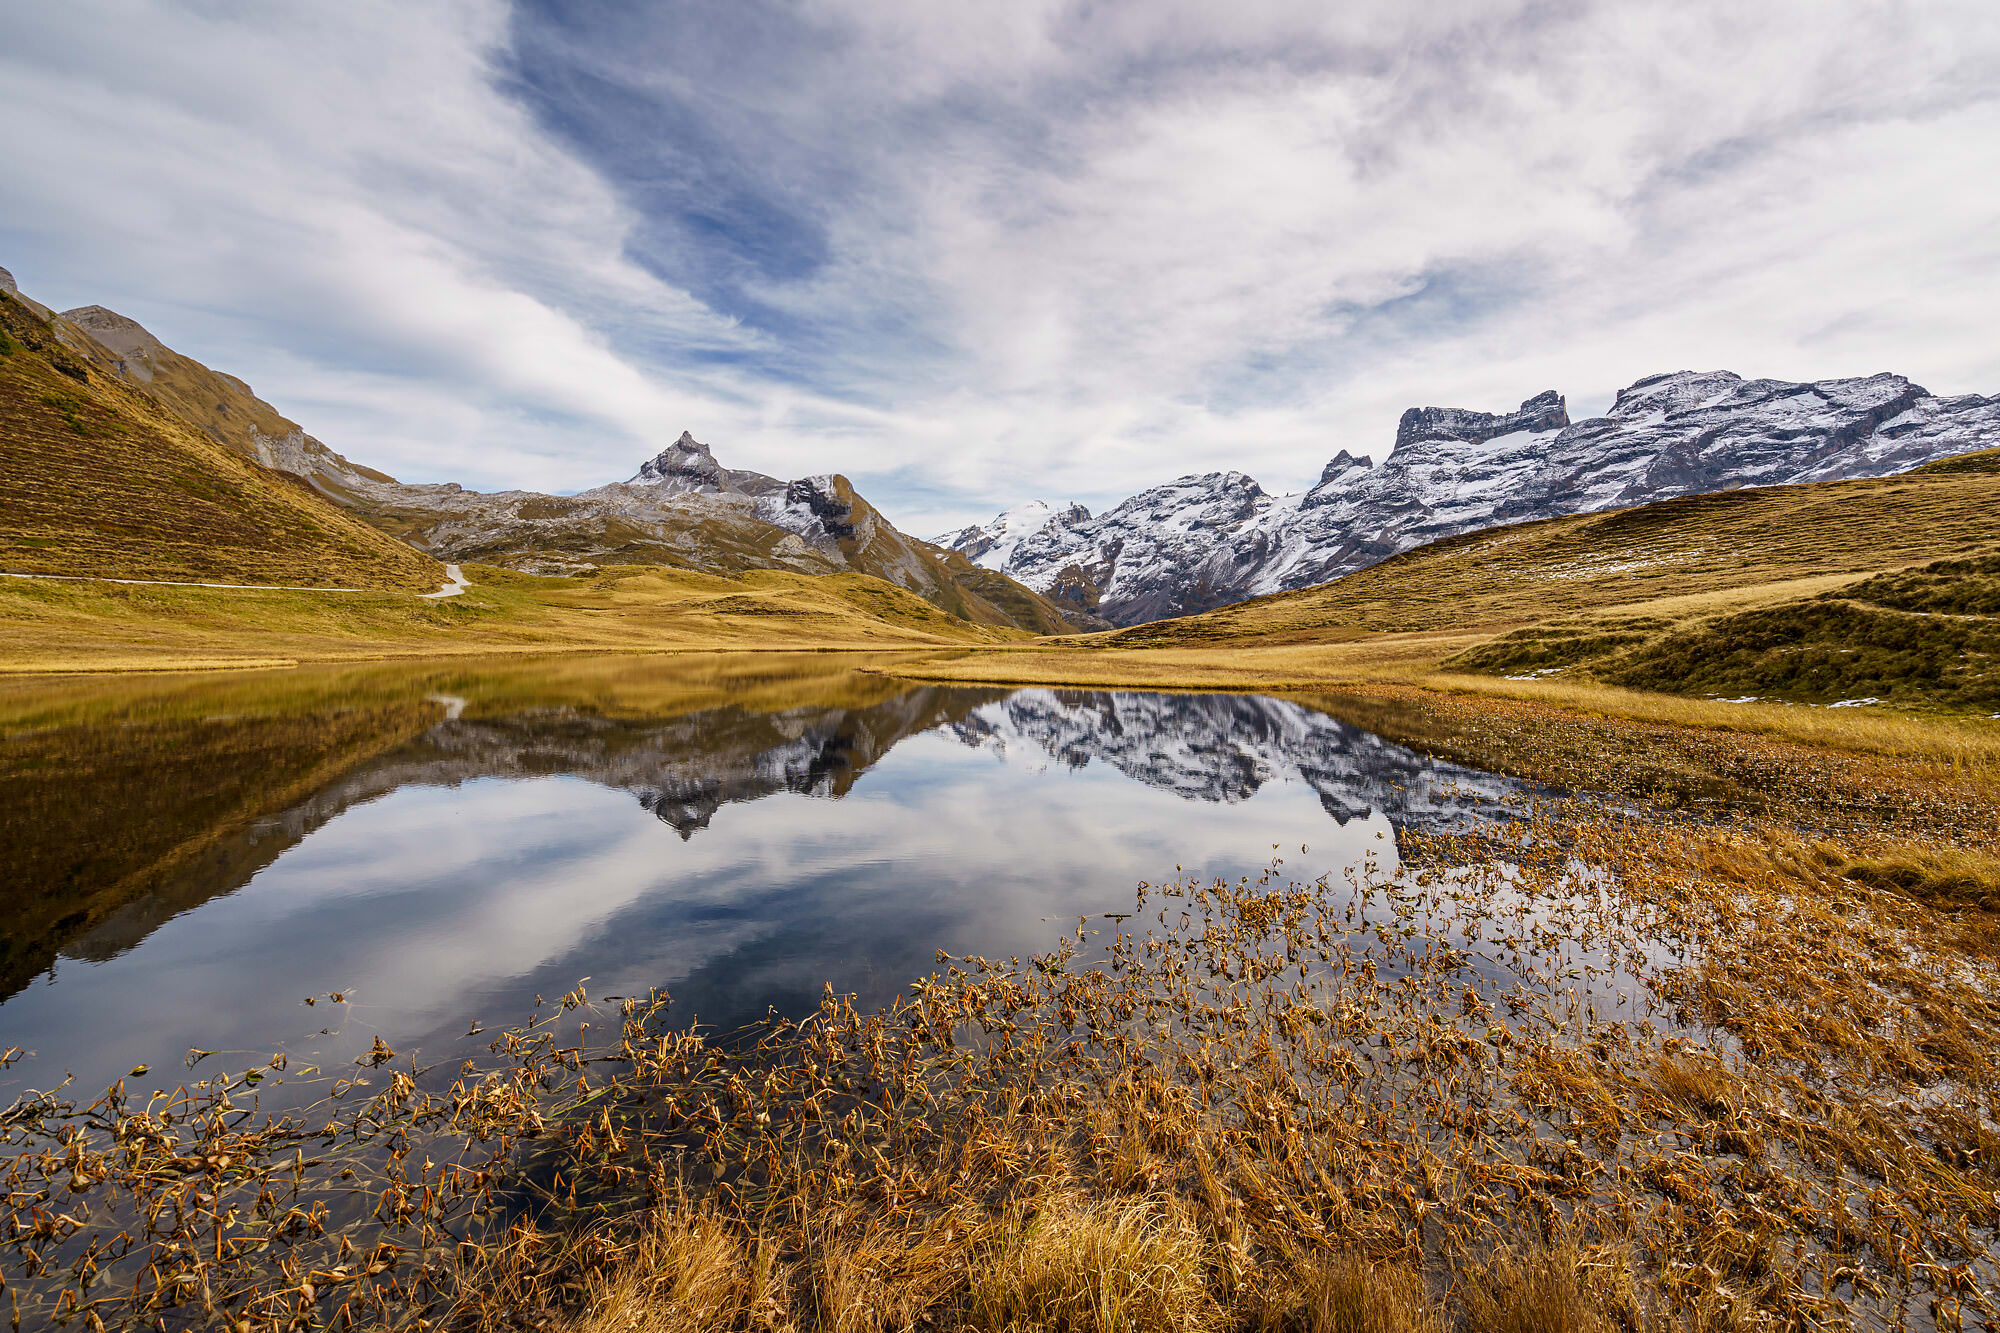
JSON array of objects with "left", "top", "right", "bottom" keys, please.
[
  {"left": 968, "top": 1195, "right": 1218, "bottom": 1333},
  {"left": 1277, "top": 1252, "right": 1443, "bottom": 1333},
  {"left": 1457, "top": 1240, "right": 1623, "bottom": 1333}
]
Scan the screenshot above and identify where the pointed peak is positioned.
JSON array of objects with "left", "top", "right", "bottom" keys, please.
[{"left": 630, "top": 430, "right": 727, "bottom": 489}]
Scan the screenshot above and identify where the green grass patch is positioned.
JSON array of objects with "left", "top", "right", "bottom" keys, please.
[{"left": 1605, "top": 599, "right": 2000, "bottom": 709}]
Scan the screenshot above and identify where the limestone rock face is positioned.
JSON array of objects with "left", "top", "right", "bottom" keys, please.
[
  {"left": 59, "top": 306, "right": 171, "bottom": 382},
  {"left": 1394, "top": 388, "right": 1570, "bottom": 450},
  {"left": 943, "top": 372, "right": 2000, "bottom": 626}
]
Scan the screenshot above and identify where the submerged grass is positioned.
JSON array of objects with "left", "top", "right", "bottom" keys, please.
[{"left": 6, "top": 762, "right": 1999, "bottom": 1330}]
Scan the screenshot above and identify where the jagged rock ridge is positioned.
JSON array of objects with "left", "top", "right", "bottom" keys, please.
[{"left": 942, "top": 372, "right": 2000, "bottom": 625}]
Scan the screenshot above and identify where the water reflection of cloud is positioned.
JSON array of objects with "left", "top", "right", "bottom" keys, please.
[{"left": 5, "top": 730, "right": 1401, "bottom": 1104}]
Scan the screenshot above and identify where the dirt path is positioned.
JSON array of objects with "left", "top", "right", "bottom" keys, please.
[{"left": 420, "top": 564, "right": 470, "bottom": 599}]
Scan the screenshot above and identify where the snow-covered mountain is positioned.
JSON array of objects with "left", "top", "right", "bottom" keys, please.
[
  {"left": 942, "top": 371, "right": 2000, "bottom": 626},
  {"left": 936, "top": 500, "right": 1091, "bottom": 571}
]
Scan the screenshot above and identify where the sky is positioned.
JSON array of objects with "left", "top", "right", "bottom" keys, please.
[{"left": 3, "top": 1, "right": 1998, "bottom": 534}]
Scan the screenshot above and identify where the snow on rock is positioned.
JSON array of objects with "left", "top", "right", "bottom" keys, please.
[
  {"left": 629, "top": 431, "right": 787, "bottom": 497},
  {"left": 933, "top": 500, "right": 1089, "bottom": 571},
  {"left": 943, "top": 374, "right": 2000, "bottom": 626}
]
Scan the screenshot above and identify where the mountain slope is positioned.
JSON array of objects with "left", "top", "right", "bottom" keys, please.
[
  {"left": 13, "top": 264, "right": 1085, "bottom": 634},
  {"left": 299, "top": 433, "right": 1097, "bottom": 634},
  {"left": 1107, "top": 464, "right": 2000, "bottom": 647},
  {"left": 946, "top": 372, "right": 2000, "bottom": 625},
  {"left": 1094, "top": 456, "right": 2000, "bottom": 711},
  {"left": 55, "top": 302, "right": 395, "bottom": 484},
  {"left": 0, "top": 275, "right": 441, "bottom": 590}
]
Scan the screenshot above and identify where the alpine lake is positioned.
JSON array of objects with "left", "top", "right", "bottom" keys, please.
[{"left": 0, "top": 652, "right": 1533, "bottom": 1112}]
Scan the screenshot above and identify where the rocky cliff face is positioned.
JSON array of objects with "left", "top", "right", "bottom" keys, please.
[
  {"left": 630, "top": 430, "right": 787, "bottom": 498},
  {"left": 943, "top": 371, "right": 2000, "bottom": 625}
]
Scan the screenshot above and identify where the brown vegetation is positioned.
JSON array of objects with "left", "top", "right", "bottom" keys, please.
[
  {"left": 0, "top": 289, "right": 440, "bottom": 591},
  {"left": 0, "top": 561, "right": 1041, "bottom": 673},
  {"left": 6, "top": 759, "right": 1997, "bottom": 1329},
  {"left": 1096, "top": 470, "right": 2000, "bottom": 649}
]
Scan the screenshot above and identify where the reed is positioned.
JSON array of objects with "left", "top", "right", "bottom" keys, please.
[{"left": 5, "top": 792, "right": 1996, "bottom": 1331}]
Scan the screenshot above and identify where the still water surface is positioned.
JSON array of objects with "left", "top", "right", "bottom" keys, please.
[{"left": 0, "top": 654, "right": 1528, "bottom": 1108}]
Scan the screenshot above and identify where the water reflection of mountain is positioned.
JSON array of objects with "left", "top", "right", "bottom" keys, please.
[
  {"left": 8, "top": 678, "right": 1528, "bottom": 998},
  {"left": 30, "top": 687, "right": 1000, "bottom": 991},
  {"left": 950, "top": 690, "right": 1527, "bottom": 827}
]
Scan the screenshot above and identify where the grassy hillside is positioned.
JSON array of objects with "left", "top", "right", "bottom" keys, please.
[
  {"left": 345, "top": 472, "right": 1094, "bottom": 636},
  {"left": 58, "top": 301, "right": 394, "bottom": 479},
  {"left": 0, "top": 289, "right": 441, "bottom": 589},
  {"left": 1103, "top": 468, "right": 2000, "bottom": 647},
  {"left": 0, "top": 560, "right": 1034, "bottom": 672},
  {"left": 11, "top": 271, "right": 1089, "bottom": 635}
]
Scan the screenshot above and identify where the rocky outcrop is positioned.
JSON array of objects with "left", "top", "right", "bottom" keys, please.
[
  {"left": 1394, "top": 388, "right": 1570, "bottom": 450},
  {"left": 945, "top": 372, "right": 2000, "bottom": 626},
  {"left": 0, "top": 265, "right": 53, "bottom": 320},
  {"left": 630, "top": 430, "right": 786, "bottom": 498},
  {"left": 60, "top": 305, "right": 172, "bottom": 382}
]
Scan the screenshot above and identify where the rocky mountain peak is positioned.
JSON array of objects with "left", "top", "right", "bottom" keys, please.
[
  {"left": 944, "top": 370, "right": 1999, "bottom": 627},
  {"left": 60, "top": 305, "right": 171, "bottom": 382},
  {"left": 1316, "top": 449, "right": 1372, "bottom": 486},
  {"left": 631, "top": 430, "right": 728, "bottom": 491},
  {"left": 1394, "top": 389, "right": 1569, "bottom": 451}
]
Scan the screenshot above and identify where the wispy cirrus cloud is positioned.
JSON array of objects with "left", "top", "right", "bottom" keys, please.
[{"left": 3, "top": 1, "right": 1997, "bottom": 529}]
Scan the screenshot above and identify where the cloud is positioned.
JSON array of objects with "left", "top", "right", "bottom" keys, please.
[{"left": 3, "top": 1, "right": 1997, "bottom": 525}]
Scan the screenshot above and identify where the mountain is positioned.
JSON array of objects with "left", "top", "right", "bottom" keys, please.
[
  {"left": 943, "top": 372, "right": 2000, "bottom": 625},
  {"left": 936, "top": 499, "right": 1092, "bottom": 570},
  {"left": 1096, "top": 452, "right": 2000, "bottom": 711},
  {"left": 0, "top": 269, "right": 441, "bottom": 589},
  {"left": 289, "top": 431, "right": 1096, "bottom": 634},
  {"left": 6, "top": 265, "right": 1088, "bottom": 634}
]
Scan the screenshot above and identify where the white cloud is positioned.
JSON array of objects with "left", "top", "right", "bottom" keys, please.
[{"left": 3, "top": 0, "right": 1997, "bottom": 528}]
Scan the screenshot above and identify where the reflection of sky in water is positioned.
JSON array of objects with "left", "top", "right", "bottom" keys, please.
[{"left": 3, "top": 726, "right": 1416, "bottom": 1107}]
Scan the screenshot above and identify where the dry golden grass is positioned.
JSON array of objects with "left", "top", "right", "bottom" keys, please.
[
  {"left": 1455, "top": 1240, "right": 1625, "bottom": 1333},
  {"left": 966, "top": 1195, "right": 1218, "bottom": 1333},
  {"left": 0, "top": 289, "right": 440, "bottom": 591},
  {"left": 1265, "top": 1253, "right": 1444, "bottom": 1333},
  {"left": 562, "top": 1209, "right": 774, "bottom": 1333},
  {"left": 1095, "top": 470, "right": 2000, "bottom": 647},
  {"left": 11, "top": 779, "right": 1998, "bottom": 1331},
  {"left": 868, "top": 459, "right": 2000, "bottom": 726},
  {"left": 0, "top": 560, "right": 1034, "bottom": 673}
]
